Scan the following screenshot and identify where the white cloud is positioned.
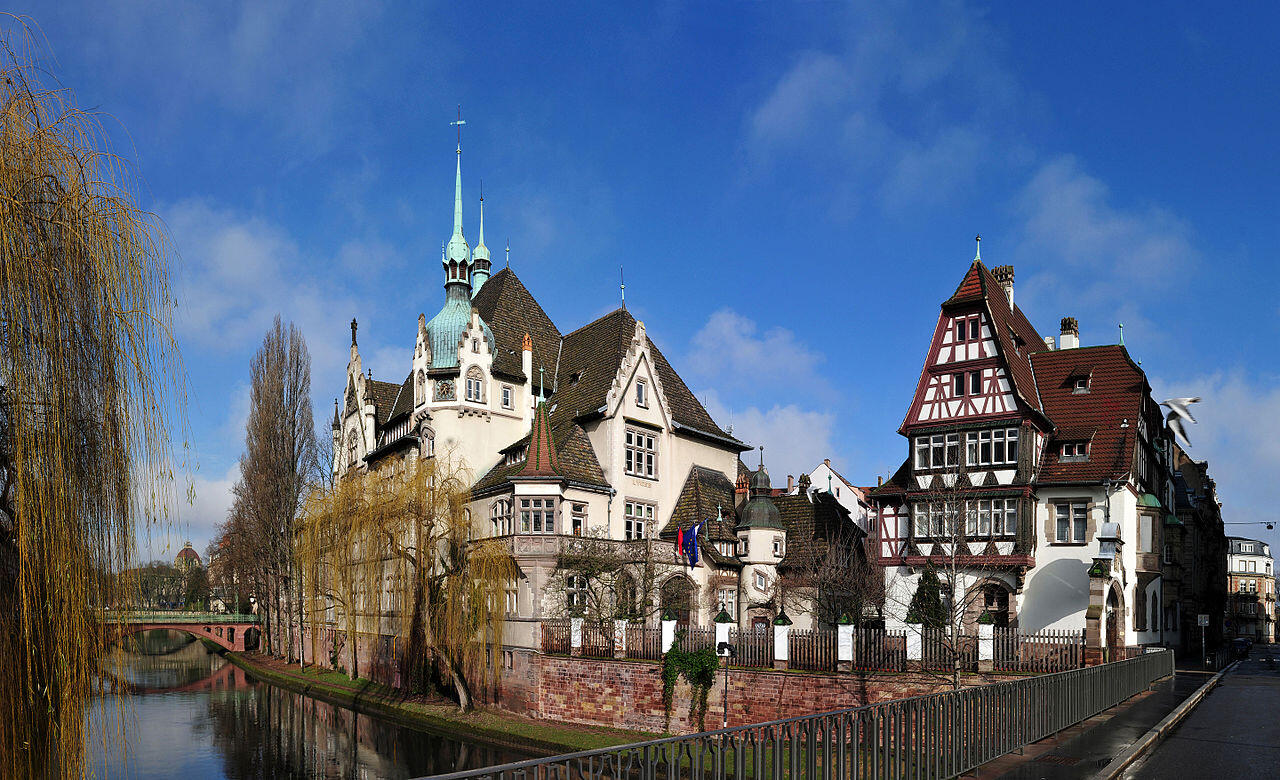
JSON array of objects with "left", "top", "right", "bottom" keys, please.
[
  {"left": 700, "top": 390, "right": 844, "bottom": 484},
  {"left": 165, "top": 198, "right": 376, "bottom": 383},
  {"left": 1151, "top": 372, "right": 1280, "bottom": 545},
  {"left": 686, "top": 308, "right": 829, "bottom": 400}
]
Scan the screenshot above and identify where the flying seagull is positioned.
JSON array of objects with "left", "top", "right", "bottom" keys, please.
[{"left": 1160, "top": 397, "right": 1201, "bottom": 445}]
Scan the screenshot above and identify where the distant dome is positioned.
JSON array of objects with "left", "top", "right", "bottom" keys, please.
[{"left": 175, "top": 542, "right": 202, "bottom": 568}]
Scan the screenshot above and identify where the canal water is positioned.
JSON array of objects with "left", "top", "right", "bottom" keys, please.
[{"left": 85, "top": 630, "right": 535, "bottom": 778}]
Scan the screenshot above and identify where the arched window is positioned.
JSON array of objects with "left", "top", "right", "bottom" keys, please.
[
  {"left": 346, "top": 430, "right": 359, "bottom": 467},
  {"left": 490, "top": 499, "right": 513, "bottom": 536},
  {"left": 465, "top": 366, "right": 485, "bottom": 403}
]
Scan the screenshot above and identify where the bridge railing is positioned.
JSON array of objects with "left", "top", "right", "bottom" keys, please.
[
  {"left": 105, "top": 611, "right": 259, "bottom": 624},
  {"left": 421, "top": 648, "right": 1173, "bottom": 780}
]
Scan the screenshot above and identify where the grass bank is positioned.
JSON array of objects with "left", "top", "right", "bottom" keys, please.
[{"left": 223, "top": 651, "right": 654, "bottom": 756}]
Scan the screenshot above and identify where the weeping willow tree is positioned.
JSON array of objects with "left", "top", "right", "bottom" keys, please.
[
  {"left": 298, "top": 450, "right": 515, "bottom": 711},
  {"left": 0, "top": 25, "right": 184, "bottom": 779}
]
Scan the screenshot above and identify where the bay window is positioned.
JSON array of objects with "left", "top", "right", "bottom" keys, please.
[{"left": 519, "top": 497, "right": 555, "bottom": 534}]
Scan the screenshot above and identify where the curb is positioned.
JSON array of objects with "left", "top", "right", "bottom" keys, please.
[{"left": 1090, "top": 661, "right": 1238, "bottom": 779}]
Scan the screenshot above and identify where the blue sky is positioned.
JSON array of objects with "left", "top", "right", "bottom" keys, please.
[{"left": 15, "top": 2, "right": 1280, "bottom": 559}]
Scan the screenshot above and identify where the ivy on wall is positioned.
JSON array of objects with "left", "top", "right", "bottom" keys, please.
[{"left": 660, "top": 633, "right": 720, "bottom": 732}]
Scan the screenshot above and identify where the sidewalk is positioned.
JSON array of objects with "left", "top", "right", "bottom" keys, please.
[
  {"left": 968, "top": 664, "right": 1211, "bottom": 779},
  {"left": 1123, "top": 645, "right": 1280, "bottom": 778}
]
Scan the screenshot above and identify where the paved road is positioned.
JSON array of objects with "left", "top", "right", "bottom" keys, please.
[{"left": 1125, "top": 646, "right": 1280, "bottom": 778}]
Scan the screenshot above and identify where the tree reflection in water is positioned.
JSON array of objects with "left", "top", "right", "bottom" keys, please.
[{"left": 88, "top": 630, "right": 533, "bottom": 779}]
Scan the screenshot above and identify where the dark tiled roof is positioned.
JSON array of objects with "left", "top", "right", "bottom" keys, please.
[
  {"left": 472, "top": 422, "right": 607, "bottom": 495},
  {"left": 1031, "top": 344, "right": 1144, "bottom": 483},
  {"left": 472, "top": 268, "right": 562, "bottom": 382},
  {"left": 869, "top": 460, "right": 912, "bottom": 499},
  {"left": 387, "top": 372, "right": 414, "bottom": 422},
  {"left": 659, "top": 465, "right": 739, "bottom": 541},
  {"left": 549, "top": 307, "right": 735, "bottom": 441},
  {"left": 366, "top": 378, "right": 402, "bottom": 427},
  {"left": 774, "top": 492, "right": 863, "bottom": 570}
]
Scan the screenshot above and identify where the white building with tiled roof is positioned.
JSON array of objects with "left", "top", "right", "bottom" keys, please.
[{"left": 331, "top": 137, "right": 868, "bottom": 651}]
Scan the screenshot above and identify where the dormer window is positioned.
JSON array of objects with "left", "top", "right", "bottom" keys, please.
[
  {"left": 636, "top": 380, "right": 648, "bottom": 407},
  {"left": 569, "top": 371, "right": 583, "bottom": 385},
  {"left": 1072, "top": 376, "right": 1090, "bottom": 394},
  {"left": 1061, "top": 441, "right": 1089, "bottom": 461}
]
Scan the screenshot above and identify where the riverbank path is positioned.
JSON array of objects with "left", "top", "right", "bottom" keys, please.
[{"left": 1123, "top": 645, "right": 1280, "bottom": 778}]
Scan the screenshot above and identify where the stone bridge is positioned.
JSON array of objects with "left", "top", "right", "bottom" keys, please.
[{"left": 106, "top": 611, "right": 260, "bottom": 652}]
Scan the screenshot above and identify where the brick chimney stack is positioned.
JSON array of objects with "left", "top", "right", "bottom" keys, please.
[
  {"left": 991, "top": 265, "right": 1015, "bottom": 307},
  {"left": 787, "top": 475, "right": 794, "bottom": 492},
  {"left": 1060, "top": 317, "right": 1080, "bottom": 350}
]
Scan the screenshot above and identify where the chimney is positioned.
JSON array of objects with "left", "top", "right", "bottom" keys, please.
[
  {"left": 1043, "top": 336, "right": 1056, "bottom": 350},
  {"left": 877, "top": 475, "right": 883, "bottom": 487},
  {"left": 787, "top": 475, "right": 795, "bottom": 493},
  {"left": 1059, "top": 317, "right": 1079, "bottom": 350},
  {"left": 824, "top": 458, "right": 831, "bottom": 467},
  {"left": 991, "top": 265, "right": 1015, "bottom": 307}
]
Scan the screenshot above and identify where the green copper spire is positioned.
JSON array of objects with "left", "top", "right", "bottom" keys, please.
[
  {"left": 472, "top": 187, "right": 491, "bottom": 295},
  {"left": 445, "top": 144, "right": 469, "bottom": 269}
]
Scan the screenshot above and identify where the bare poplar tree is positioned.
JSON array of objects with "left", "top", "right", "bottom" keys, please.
[{"left": 233, "top": 317, "right": 317, "bottom": 661}]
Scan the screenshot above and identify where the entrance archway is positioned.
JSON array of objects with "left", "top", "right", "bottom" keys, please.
[
  {"left": 660, "top": 576, "right": 694, "bottom": 626},
  {"left": 1105, "top": 584, "right": 1124, "bottom": 656}
]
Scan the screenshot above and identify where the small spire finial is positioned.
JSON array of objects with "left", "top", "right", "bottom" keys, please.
[
  {"left": 505, "top": 239, "right": 510, "bottom": 269},
  {"left": 758, "top": 445, "right": 764, "bottom": 469},
  {"left": 1118, "top": 322, "right": 1125, "bottom": 346},
  {"left": 450, "top": 104, "right": 466, "bottom": 151},
  {"left": 974, "top": 234, "right": 981, "bottom": 262},
  {"left": 350, "top": 318, "right": 357, "bottom": 346},
  {"left": 620, "top": 266, "right": 626, "bottom": 309},
  {"left": 538, "top": 365, "right": 546, "bottom": 401}
]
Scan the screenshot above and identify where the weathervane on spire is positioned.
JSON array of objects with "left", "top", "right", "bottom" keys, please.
[
  {"left": 451, "top": 105, "right": 466, "bottom": 150},
  {"left": 974, "top": 234, "right": 981, "bottom": 262}
]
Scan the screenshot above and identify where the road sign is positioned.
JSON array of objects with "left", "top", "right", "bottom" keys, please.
[{"left": 1198, "top": 614, "right": 1210, "bottom": 627}]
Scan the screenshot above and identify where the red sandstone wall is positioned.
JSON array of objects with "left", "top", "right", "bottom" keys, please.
[{"left": 496, "top": 653, "right": 1024, "bottom": 735}]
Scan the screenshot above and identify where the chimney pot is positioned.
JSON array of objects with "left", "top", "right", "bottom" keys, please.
[
  {"left": 877, "top": 475, "right": 883, "bottom": 487},
  {"left": 824, "top": 458, "right": 831, "bottom": 467},
  {"left": 991, "top": 265, "right": 1015, "bottom": 306},
  {"left": 1059, "top": 317, "right": 1080, "bottom": 349}
]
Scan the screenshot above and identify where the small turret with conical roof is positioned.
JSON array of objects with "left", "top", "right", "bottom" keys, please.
[{"left": 472, "top": 189, "right": 491, "bottom": 295}]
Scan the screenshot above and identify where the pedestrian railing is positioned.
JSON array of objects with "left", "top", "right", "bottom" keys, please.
[
  {"left": 424, "top": 648, "right": 1174, "bottom": 780},
  {"left": 106, "top": 611, "right": 259, "bottom": 624}
]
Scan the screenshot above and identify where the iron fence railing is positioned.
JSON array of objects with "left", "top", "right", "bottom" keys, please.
[
  {"left": 106, "top": 611, "right": 259, "bottom": 624},
  {"left": 424, "top": 649, "right": 1174, "bottom": 780}
]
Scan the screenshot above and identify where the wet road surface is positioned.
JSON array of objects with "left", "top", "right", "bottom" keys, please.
[{"left": 1125, "top": 646, "right": 1280, "bottom": 778}]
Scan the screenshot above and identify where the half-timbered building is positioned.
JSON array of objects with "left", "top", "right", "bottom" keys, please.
[{"left": 872, "top": 255, "right": 1181, "bottom": 658}]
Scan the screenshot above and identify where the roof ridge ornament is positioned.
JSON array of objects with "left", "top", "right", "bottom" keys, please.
[{"left": 974, "top": 233, "right": 981, "bottom": 262}]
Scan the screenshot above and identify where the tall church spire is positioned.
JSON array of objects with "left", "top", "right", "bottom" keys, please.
[{"left": 472, "top": 186, "right": 491, "bottom": 295}]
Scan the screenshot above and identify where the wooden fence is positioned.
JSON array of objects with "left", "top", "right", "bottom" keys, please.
[
  {"left": 581, "top": 621, "right": 614, "bottom": 659},
  {"left": 850, "top": 627, "right": 907, "bottom": 672},
  {"left": 729, "top": 627, "right": 774, "bottom": 669},
  {"left": 993, "top": 628, "right": 1084, "bottom": 672},
  {"left": 541, "top": 619, "right": 571, "bottom": 655},
  {"left": 922, "top": 627, "right": 978, "bottom": 672},
  {"left": 789, "top": 628, "right": 838, "bottom": 671},
  {"left": 677, "top": 625, "right": 716, "bottom": 653},
  {"left": 625, "top": 624, "right": 662, "bottom": 660}
]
